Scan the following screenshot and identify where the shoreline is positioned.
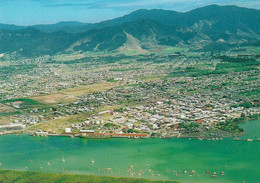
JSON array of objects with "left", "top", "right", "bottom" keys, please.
[
  {"left": 0, "top": 131, "right": 257, "bottom": 141},
  {"left": 1, "top": 117, "right": 259, "bottom": 140}
]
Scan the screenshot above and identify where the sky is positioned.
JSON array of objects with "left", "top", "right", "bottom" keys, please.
[{"left": 0, "top": 0, "right": 259, "bottom": 25}]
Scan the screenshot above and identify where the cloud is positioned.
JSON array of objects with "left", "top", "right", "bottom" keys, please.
[
  {"left": 28, "top": 0, "right": 260, "bottom": 11},
  {"left": 2, "top": 0, "right": 259, "bottom": 10},
  {"left": 0, "top": 0, "right": 259, "bottom": 25}
]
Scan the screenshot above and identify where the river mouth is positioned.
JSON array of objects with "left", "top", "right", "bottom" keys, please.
[{"left": 0, "top": 119, "right": 259, "bottom": 183}]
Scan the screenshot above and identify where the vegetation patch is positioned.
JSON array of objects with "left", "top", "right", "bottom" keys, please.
[
  {"left": 31, "top": 83, "right": 118, "bottom": 104},
  {"left": 0, "top": 170, "right": 178, "bottom": 183},
  {"left": 109, "top": 67, "right": 141, "bottom": 72},
  {"left": 1, "top": 98, "right": 44, "bottom": 109}
]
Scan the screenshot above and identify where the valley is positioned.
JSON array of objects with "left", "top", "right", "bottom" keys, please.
[{"left": 0, "top": 45, "right": 259, "bottom": 138}]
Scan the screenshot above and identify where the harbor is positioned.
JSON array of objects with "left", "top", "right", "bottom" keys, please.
[
  {"left": 0, "top": 134, "right": 259, "bottom": 183},
  {"left": 0, "top": 119, "right": 259, "bottom": 183}
]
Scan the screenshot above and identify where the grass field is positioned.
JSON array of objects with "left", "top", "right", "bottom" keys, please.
[
  {"left": 31, "top": 82, "right": 118, "bottom": 104},
  {"left": 159, "top": 47, "right": 188, "bottom": 54},
  {"left": 0, "top": 103, "right": 14, "bottom": 113},
  {"left": 0, "top": 98, "right": 44, "bottom": 109},
  {"left": 0, "top": 115, "right": 13, "bottom": 125},
  {"left": 53, "top": 53, "right": 88, "bottom": 62},
  {"left": 0, "top": 170, "right": 178, "bottom": 183}
]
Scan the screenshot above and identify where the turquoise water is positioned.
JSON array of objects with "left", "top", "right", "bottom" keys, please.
[
  {"left": 0, "top": 119, "right": 259, "bottom": 183},
  {"left": 239, "top": 119, "right": 260, "bottom": 139}
]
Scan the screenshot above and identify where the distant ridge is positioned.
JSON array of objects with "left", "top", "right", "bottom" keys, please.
[
  {"left": 0, "top": 5, "right": 259, "bottom": 58},
  {"left": 0, "top": 21, "right": 89, "bottom": 33}
]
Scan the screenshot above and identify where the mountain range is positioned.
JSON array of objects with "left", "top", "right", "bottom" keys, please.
[{"left": 0, "top": 5, "right": 259, "bottom": 58}]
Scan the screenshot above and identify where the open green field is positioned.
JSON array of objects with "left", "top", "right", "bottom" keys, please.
[
  {"left": 159, "top": 47, "right": 189, "bottom": 55},
  {"left": 0, "top": 98, "right": 44, "bottom": 110},
  {"left": 0, "top": 170, "right": 177, "bottom": 183},
  {"left": 31, "top": 82, "right": 118, "bottom": 104}
]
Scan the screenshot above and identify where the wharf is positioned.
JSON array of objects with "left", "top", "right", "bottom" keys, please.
[{"left": 57, "top": 132, "right": 148, "bottom": 139}]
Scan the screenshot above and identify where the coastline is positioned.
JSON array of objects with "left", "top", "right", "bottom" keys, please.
[{"left": 1, "top": 117, "right": 259, "bottom": 140}]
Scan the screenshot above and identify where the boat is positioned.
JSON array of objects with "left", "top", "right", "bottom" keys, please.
[
  {"left": 211, "top": 174, "right": 217, "bottom": 178},
  {"left": 247, "top": 139, "right": 253, "bottom": 142}
]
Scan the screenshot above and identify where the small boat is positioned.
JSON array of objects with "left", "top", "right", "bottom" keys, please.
[
  {"left": 206, "top": 170, "right": 210, "bottom": 175},
  {"left": 247, "top": 139, "right": 253, "bottom": 142},
  {"left": 47, "top": 162, "right": 51, "bottom": 166},
  {"left": 220, "top": 171, "right": 225, "bottom": 176},
  {"left": 29, "top": 160, "right": 33, "bottom": 163},
  {"left": 91, "top": 160, "right": 95, "bottom": 164},
  {"left": 211, "top": 174, "right": 217, "bottom": 178},
  {"left": 62, "top": 157, "right": 65, "bottom": 162}
]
